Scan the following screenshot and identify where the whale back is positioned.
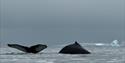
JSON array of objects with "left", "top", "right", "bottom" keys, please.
[{"left": 59, "top": 42, "right": 91, "bottom": 54}]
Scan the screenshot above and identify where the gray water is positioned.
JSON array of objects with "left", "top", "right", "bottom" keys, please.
[{"left": 0, "top": 43, "right": 125, "bottom": 63}]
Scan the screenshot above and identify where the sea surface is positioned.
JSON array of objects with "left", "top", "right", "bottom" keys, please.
[{"left": 0, "top": 43, "right": 125, "bottom": 63}]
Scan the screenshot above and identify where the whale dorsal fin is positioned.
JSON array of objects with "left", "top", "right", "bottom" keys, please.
[
  {"left": 75, "top": 41, "right": 79, "bottom": 45},
  {"left": 8, "top": 44, "right": 29, "bottom": 53}
]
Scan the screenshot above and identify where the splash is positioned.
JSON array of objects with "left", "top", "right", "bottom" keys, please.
[{"left": 110, "top": 40, "right": 120, "bottom": 47}]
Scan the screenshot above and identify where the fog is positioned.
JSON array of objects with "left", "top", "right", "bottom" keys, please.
[{"left": 0, "top": 0, "right": 125, "bottom": 46}]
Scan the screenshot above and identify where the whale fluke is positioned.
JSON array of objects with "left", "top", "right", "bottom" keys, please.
[
  {"left": 59, "top": 41, "right": 91, "bottom": 54},
  {"left": 8, "top": 44, "right": 47, "bottom": 53},
  {"left": 8, "top": 44, "right": 29, "bottom": 53}
]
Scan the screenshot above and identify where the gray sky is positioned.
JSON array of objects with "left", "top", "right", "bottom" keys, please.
[{"left": 0, "top": 0, "right": 125, "bottom": 46}]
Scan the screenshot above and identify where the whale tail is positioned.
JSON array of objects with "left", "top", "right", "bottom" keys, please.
[
  {"left": 29, "top": 44, "right": 47, "bottom": 53},
  {"left": 8, "top": 44, "right": 29, "bottom": 53},
  {"left": 7, "top": 44, "right": 47, "bottom": 53}
]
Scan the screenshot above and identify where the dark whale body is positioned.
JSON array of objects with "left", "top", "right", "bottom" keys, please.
[
  {"left": 8, "top": 44, "right": 47, "bottom": 53},
  {"left": 59, "top": 41, "right": 91, "bottom": 54}
]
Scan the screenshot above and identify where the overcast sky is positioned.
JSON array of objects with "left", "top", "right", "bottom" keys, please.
[{"left": 0, "top": 0, "right": 125, "bottom": 46}]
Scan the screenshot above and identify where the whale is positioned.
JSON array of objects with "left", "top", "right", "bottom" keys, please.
[
  {"left": 8, "top": 44, "right": 47, "bottom": 53},
  {"left": 59, "top": 41, "right": 91, "bottom": 54}
]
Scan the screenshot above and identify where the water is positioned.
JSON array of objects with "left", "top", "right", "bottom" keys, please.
[{"left": 0, "top": 43, "right": 125, "bottom": 63}]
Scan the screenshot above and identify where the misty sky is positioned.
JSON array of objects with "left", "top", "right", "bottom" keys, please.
[{"left": 0, "top": 0, "right": 125, "bottom": 46}]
